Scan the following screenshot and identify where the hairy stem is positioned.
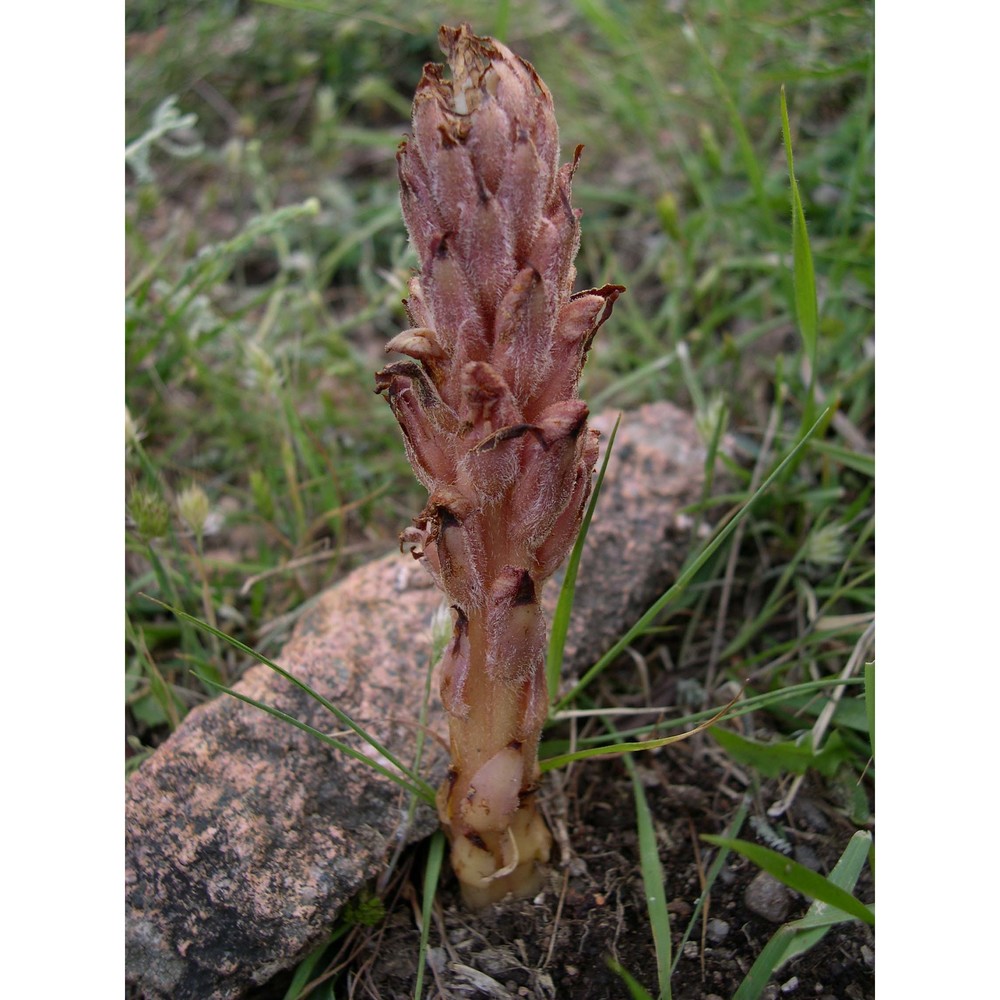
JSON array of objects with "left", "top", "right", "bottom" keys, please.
[{"left": 377, "top": 23, "right": 622, "bottom": 905}]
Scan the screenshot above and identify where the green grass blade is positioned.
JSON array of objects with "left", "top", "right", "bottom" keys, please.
[
  {"left": 410, "top": 615, "right": 443, "bottom": 797},
  {"left": 732, "top": 831, "right": 872, "bottom": 998},
  {"left": 539, "top": 731, "right": 706, "bottom": 772},
  {"left": 490, "top": 0, "right": 511, "bottom": 40},
  {"left": 194, "top": 670, "right": 434, "bottom": 804},
  {"left": 282, "top": 925, "right": 349, "bottom": 1000},
  {"left": 683, "top": 22, "right": 769, "bottom": 227},
  {"left": 148, "top": 596, "right": 435, "bottom": 797},
  {"left": 709, "top": 727, "right": 852, "bottom": 779},
  {"left": 732, "top": 926, "right": 803, "bottom": 1000},
  {"left": 806, "top": 439, "right": 875, "bottom": 478},
  {"left": 624, "top": 752, "right": 672, "bottom": 999},
  {"left": 547, "top": 412, "right": 622, "bottom": 704},
  {"left": 606, "top": 959, "right": 656, "bottom": 1000},
  {"left": 701, "top": 835, "right": 874, "bottom": 926},
  {"left": 541, "top": 677, "right": 863, "bottom": 769},
  {"left": 126, "top": 612, "right": 182, "bottom": 731},
  {"left": 414, "top": 831, "right": 446, "bottom": 1000},
  {"left": 864, "top": 661, "right": 875, "bottom": 758},
  {"left": 780, "top": 86, "right": 818, "bottom": 373},
  {"left": 570, "top": 0, "right": 632, "bottom": 48},
  {"left": 541, "top": 694, "right": 737, "bottom": 773},
  {"left": 554, "top": 410, "right": 829, "bottom": 712}
]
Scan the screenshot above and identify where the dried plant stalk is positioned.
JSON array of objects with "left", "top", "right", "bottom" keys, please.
[{"left": 377, "top": 23, "right": 623, "bottom": 906}]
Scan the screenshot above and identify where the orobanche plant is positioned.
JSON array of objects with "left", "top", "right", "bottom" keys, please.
[{"left": 377, "top": 24, "right": 623, "bottom": 906}]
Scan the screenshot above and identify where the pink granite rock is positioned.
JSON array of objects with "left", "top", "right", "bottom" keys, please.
[{"left": 126, "top": 401, "right": 711, "bottom": 999}]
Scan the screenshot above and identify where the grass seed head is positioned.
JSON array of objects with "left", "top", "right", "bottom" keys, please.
[
  {"left": 177, "top": 483, "right": 211, "bottom": 540},
  {"left": 129, "top": 489, "right": 170, "bottom": 542}
]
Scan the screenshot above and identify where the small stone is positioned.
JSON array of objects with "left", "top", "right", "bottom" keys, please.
[
  {"left": 682, "top": 941, "right": 700, "bottom": 959},
  {"left": 745, "top": 871, "right": 793, "bottom": 923},
  {"left": 719, "top": 864, "right": 738, "bottom": 885},
  {"left": 706, "top": 917, "right": 730, "bottom": 943},
  {"left": 781, "top": 976, "right": 800, "bottom": 993}
]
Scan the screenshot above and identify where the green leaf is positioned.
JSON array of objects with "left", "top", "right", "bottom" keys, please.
[
  {"left": 864, "top": 661, "right": 875, "bottom": 758},
  {"left": 768, "top": 692, "right": 870, "bottom": 734},
  {"left": 702, "top": 835, "right": 874, "bottom": 926},
  {"left": 624, "top": 753, "right": 672, "bottom": 999},
  {"left": 732, "top": 831, "right": 872, "bottom": 999},
  {"left": 780, "top": 86, "right": 818, "bottom": 372},
  {"left": 807, "top": 439, "right": 875, "bottom": 478},
  {"left": 282, "top": 925, "right": 349, "bottom": 1000},
  {"left": 606, "top": 959, "right": 656, "bottom": 1000},
  {"left": 129, "top": 691, "right": 170, "bottom": 729},
  {"left": 732, "top": 926, "right": 804, "bottom": 1000},
  {"left": 710, "top": 727, "right": 852, "bottom": 778},
  {"left": 414, "top": 831, "right": 446, "bottom": 1000}
]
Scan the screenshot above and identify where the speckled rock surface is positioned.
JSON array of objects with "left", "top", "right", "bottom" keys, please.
[{"left": 126, "top": 401, "right": 711, "bottom": 1000}]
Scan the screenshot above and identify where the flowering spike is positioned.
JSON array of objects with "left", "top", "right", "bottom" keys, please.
[{"left": 376, "top": 23, "right": 623, "bottom": 906}]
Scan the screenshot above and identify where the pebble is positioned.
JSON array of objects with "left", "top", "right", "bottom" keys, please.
[
  {"left": 780, "top": 976, "right": 799, "bottom": 993},
  {"left": 706, "top": 917, "right": 730, "bottom": 943},
  {"left": 744, "top": 871, "right": 793, "bottom": 923}
]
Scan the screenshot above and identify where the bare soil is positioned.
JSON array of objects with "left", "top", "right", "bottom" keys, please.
[{"left": 252, "top": 737, "right": 873, "bottom": 1000}]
